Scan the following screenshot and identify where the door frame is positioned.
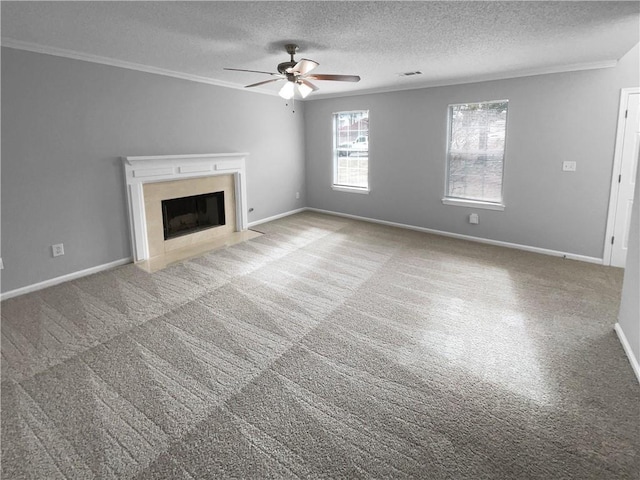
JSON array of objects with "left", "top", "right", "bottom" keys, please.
[{"left": 603, "top": 87, "right": 640, "bottom": 266}]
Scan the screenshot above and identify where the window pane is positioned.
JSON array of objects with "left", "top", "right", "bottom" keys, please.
[
  {"left": 333, "top": 111, "right": 369, "bottom": 189},
  {"left": 446, "top": 101, "right": 507, "bottom": 203}
]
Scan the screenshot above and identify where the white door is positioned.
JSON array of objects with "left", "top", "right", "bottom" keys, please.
[{"left": 609, "top": 92, "right": 640, "bottom": 267}]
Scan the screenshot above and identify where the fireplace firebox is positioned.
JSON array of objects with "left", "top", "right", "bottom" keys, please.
[{"left": 162, "top": 191, "right": 225, "bottom": 240}]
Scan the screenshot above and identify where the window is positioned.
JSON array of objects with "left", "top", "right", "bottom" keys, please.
[
  {"left": 333, "top": 110, "right": 369, "bottom": 192},
  {"left": 444, "top": 100, "right": 508, "bottom": 209}
]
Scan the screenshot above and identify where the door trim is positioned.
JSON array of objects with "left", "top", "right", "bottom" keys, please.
[{"left": 603, "top": 87, "right": 640, "bottom": 266}]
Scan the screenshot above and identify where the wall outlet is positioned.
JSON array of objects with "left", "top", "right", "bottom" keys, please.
[
  {"left": 562, "top": 161, "right": 577, "bottom": 172},
  {"left": 469, "top": 213, "right": 479, "bottom": 225},
  {"left": 296, "top": 192, "right": 300, "bottom": 199},
  {"left": 52, "top": 243, "right": 65, "bottom": 257}
]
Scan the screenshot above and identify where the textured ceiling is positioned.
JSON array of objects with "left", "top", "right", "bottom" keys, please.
[{"left": 2, "top": 1, "right": 639, "bottom": 99}]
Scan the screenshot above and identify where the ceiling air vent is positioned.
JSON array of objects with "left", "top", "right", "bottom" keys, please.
[{"left": 399, "top": 71, "right": 423, "bottom": 77}]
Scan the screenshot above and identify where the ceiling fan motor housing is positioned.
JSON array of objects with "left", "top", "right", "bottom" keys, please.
[{"left": 277, "top": 61, "right": 297, "bottom": 74}]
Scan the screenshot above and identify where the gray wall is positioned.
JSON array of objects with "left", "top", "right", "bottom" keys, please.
[
  {"left": 304, "top": 45, "right": 639, "bottom": 259},
  {"left": 3, "top": 44, "right": 638, "bottom": 294},
  {"left": 618, "top": 153, "right": 640, "bottom": 368},
  {"left": 1, "top": 47, "right": 305, "bottom": 293}
]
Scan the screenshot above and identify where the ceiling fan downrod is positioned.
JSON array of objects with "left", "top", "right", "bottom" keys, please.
[
  {"left": 278, "top": 44, "right": 299, "bottom": 74},
  {"left": 285, "top": 44, "right": 299, "bottom": 60}
]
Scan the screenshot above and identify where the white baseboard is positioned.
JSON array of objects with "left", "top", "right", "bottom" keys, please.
[
  {"left": 248, "top": 208, "right": 307, "bottom": 228},
  {"left": 614, "top": 323, "right": 640, "bottom": 384},
  {"left": 0, "top": 207, "right": 605, "bottom": 301},
  {"left": 0, "top": 257, "right": 132, "bottom": 302},
  {"left": 306, "top": 207, "right": 604, "bottom": 265},
  {"left": 0, "top": 206, "right": 308, "bottom": 301}
]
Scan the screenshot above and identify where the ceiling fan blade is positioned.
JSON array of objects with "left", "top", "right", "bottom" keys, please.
[
  {"left": 224, "top": 68, "right": 280, "bottom": 76},
  {"left": 299, "top": 79, "right": 319, "bottom": 91},
  {"left": 245, "top": 78, "right": 284, "bottom": 88},
  {"left": 306, "top": 74, "right": 361, "bottom": 82},
  {"left": 289, "top": 59, "right": 319, "bottom": 75}
]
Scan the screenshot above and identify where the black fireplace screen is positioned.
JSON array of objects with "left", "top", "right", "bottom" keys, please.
[{"left": 162, "top": 191, "right": 225, "bottom": 240}]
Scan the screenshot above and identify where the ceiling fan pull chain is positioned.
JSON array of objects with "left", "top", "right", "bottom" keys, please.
[{"left": 284, "top": 97, "right": 295, "bottom": 114}]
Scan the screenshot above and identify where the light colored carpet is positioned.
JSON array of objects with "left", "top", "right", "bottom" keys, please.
[{"left": 2, "top": 211, "right": 638, "bottom": 479}]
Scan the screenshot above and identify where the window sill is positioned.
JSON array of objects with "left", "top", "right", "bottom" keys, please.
[
  {"left": 332, "top": 185, "right": 370, "bottom": 195},
  {"left": 442, "top": 197, "right": 505, "bottom": 211}
]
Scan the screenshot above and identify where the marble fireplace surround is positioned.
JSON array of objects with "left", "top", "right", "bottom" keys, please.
[{"left": 123, "top": 153, "right": 248, "bottom": 262}]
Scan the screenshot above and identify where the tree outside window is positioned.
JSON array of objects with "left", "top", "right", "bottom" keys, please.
[{"left": 446, "top": 101, "right": 508, "bottom": 204}]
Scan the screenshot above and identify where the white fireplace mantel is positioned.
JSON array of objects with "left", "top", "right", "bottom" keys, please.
[{"left": 123, "top": 152, "right": 249, "bottom": 262}]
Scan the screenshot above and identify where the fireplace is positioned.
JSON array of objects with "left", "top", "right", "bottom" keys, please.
[
  {"left": 162, "top": 191, "right": 225, "bottom": 240},
  {"left": 123, "top": 153, "right": 248, "bottom": 262}
]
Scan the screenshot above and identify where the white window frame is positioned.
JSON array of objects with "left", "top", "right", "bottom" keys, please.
[
  {"left": 332, "top": 110, "right": 370, "bottom": 194},
  {"left": 442, "top": 100, "right": 508, "bottom": 211}
]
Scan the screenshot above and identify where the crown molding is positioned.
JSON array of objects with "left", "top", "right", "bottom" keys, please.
[
  {"left": 308, "top": 59, "right": 619, "bottom": 100},
  {"left": 1, "top": 38, "right": 280, "bottom": 97},
  {"left": 1, "top": 38, "right": 619, "bottom": 102}
]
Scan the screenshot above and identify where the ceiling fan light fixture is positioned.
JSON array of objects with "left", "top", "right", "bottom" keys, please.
[
  {"left": 297, "top": 82, "right": 314, "bottom": 98},
  {"left": 279, "top": 81, "right": 295, "bottom": 99}
]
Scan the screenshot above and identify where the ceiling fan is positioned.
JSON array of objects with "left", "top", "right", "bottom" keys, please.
[{"left": 224, "top": 44, "right": 360, "bottom": 99}]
